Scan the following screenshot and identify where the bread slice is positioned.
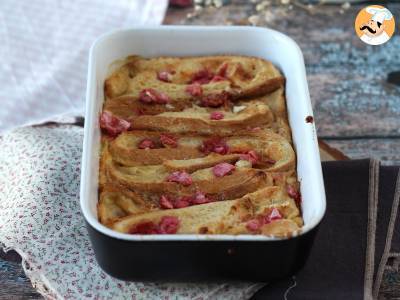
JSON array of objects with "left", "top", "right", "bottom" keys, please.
[
  {"left": 163, "top": 153, "right": 240, "bottom": 173},
  {"left": 108, "top": 129, "right": 295, "bottom": 172},
  {"left": 99, "top": 55, "right": 302, "bottom": 237},
  {"left": 111, "top": 186, "right": 301, "bottom": 237},
  {"left": 103, "top": 94, "right": 189, "bottom": 119},
  {"left": 249, "top": 88, "right": 293, "bottom": 142},
  {"left": 98, "top": 184, "right": 155, "bottom": 225},
  {"left": 108, "top": 130, "right": 203, "bottom": 167},
  {"left": 104, "top": 55, "right": 284, "bottom": 100},
  {"left": 105, "top": 156, "right": 273, "bottom": 198}
]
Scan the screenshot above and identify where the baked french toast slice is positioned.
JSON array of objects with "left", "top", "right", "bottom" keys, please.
[
  {"left": 110, "top": 186, "right": 302, "bottom": 237},
  {"left": 98, "top": 55, "right": 302, "bottom": 237},
  {"left": 104, "top": 88, "right": 290, "bottom": 139},
  {"left": 108, "top": 129, "right": 295, "bottom": 171},
  {"left": 130, "top": 102, "right": 274, "bottom": 134},
  {"left": 104, "top": 56, "right": 284, "bottom": 100},
  {"left": 98, "top": 184, "right": 154, "bottom": 225},
  {"left": 104, "top": 154, "right": 273, "bottom": 197}
]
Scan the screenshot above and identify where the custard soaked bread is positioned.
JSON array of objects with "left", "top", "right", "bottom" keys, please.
[{"left": 99, "top": 55, "right": 302, "bottom": 237}]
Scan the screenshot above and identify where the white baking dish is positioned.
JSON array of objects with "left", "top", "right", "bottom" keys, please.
[{"left": 81, "top": 26, "right": 326, "bottom": 242}]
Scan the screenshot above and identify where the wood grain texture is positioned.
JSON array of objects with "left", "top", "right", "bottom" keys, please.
[
  {"left": 325, "top": 138, "right": 400, "bottom": 166},
  {"left": 0, "top": 250, "right": 41, "bottom": 300},
  {"left": 319, "top": 139, "right": 350, "bottom": 161}
]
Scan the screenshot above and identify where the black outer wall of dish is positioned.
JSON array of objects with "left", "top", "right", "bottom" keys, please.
[{"left": 86, "top": 221, "right": 319, "bottom": 282}]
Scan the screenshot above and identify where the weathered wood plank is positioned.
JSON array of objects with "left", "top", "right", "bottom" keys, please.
[
  {"left": 319, "top": 139, "right": 350, "bottom": 161},
  {"left": 0, "top": 250, "right": 42, "bottom": 300},
  {"left": 167, "top": 2, "right": 400, "bottom": 138},
  {"left": 325, "top": 138, "right": 400, "bottom": 166}
]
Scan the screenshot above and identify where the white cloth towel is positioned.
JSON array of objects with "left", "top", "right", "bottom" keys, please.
[{"left": 0, "top": 0, "right": 167, "bottom": 133}]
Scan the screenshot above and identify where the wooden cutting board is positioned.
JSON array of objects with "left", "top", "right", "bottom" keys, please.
[{"left": 318, "top": 139, "right": 349, "bottom": 161}]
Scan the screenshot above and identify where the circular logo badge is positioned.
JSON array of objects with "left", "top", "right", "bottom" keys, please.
[{"left": 354, "top": 5, "right": 395, "bottom": 46}]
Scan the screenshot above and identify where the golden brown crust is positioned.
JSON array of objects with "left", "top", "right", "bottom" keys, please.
[
  {"left": 104, "top": 55, "right": 284, "bottom": 100},
  {"left": 98, "top": 184, "right": 155, "bottom": 225},
  {"left": 111, "top": 186, "right": 300, "bottom": 236},
  {"left": 130, "top": 103, "right": 274, "bottom": 135},
  {"left": 106, "top": 157, "right": 271, "bottom": 197},
  {"left": 163, "top": 154, "right": 240, "bottom": 173},
  {"left": 108, "top": 129, "right": 295, "bottom": 171},
  {"left": 99, "top": 55, "right": 302, "bottom": 237}
]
